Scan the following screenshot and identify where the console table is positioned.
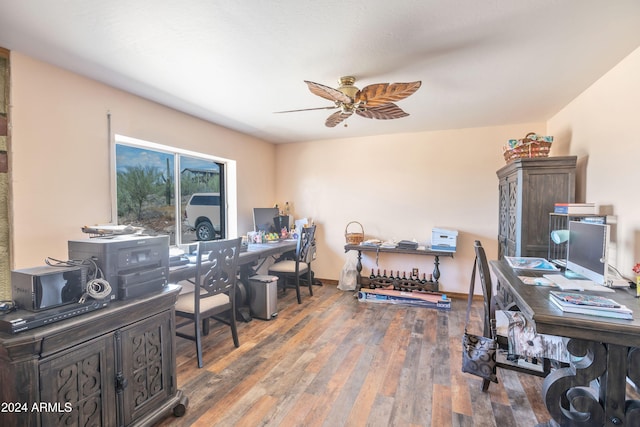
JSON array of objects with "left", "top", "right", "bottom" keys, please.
[
  {"left": 344, "top": 244, "right": 454, "bottom": 292},
  {"left": 490, "top": 259, "right": 640, "bottom": 427},
  {"left": 0, "top": 285, "right": 187, "bottom": 427}
]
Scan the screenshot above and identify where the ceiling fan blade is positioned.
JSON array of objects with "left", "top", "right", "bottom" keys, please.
[
  {"left": 274, "top": 106, "right": 338, "bottom": 113},
  {"left": 356, "top": 103, "right": 409, "bottom": 120},
  {"left": 325, "top": 110, "right": 353, "bottom": 128},
  {"left": 305, "top": 80, "right": 353, "bottom": 104},
  {"left": 356, "top": 81, "right": 421, "bottom": 107}
]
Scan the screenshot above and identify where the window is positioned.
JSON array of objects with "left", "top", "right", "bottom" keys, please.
[{"left": 113, "top": 134, "right": 237, "bottom": 245}]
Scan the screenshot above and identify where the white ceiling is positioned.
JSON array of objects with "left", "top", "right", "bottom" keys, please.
[{"left": 1, "top": 0, "right": 640, "bottom": 144}]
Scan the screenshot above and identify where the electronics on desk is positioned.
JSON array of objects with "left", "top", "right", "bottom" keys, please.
[
  {"left": 11, "top": 264, "right": 88, "bottom": 312},
  {"left": 253, "top": 207, "right": 280, "bottom": 233},
  {"left": 0, "top": 300, "right": 109, "bottom": 334},
  {"left": 542, "top": 220, "right": 625, "bottom": 290},
  {"left": 4, "top": 263, "right": 110, "bottom": 334},
  {"left": 273, "top": 215, "right": 289, "bottom": 232},
  {"left": 565, "top": 221, "right": 610, "bottom": 286},
  {"left": 68, "top": 234, "right": 169, "bottom": 301}
]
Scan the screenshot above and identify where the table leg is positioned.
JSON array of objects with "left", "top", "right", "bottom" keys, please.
[
  {"left": 355, "top": 250, "right": 363, "bottom": 275},
  {"left": 542, "top": 339, "right": 640, "bottom": 426},
  {"left": 543, "top": 338, "right": 607, "bottom": 426},
  {"left": 600, "top": 344, "right": 627, "bottom": 426},
  {"left": 355, "top": 250, "right": 363, "bottom": 290},
  {"left": 433, "top": 256, "right": 440, "bottom": 288},
  {"left": 625, "top": 347, "right": 640, "bottom": 425},
  {"left": 236, "top": 264, "right": 254, "bottom": 322}
]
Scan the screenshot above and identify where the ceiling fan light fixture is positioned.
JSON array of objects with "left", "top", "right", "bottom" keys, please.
[
  {"left": 340, "top": 103, "right": 358, "bottom": 114},
  {"left": 337, "top": 76, "right": 359, "bottom": 100}
]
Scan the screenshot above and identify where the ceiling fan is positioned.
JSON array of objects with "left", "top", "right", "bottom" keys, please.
[{"left": 276, "top": 76, "right": 422, "bottom": 128}]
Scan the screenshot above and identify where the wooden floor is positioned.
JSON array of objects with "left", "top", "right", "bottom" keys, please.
[{"left": 155, "top": 282, "right": 554, "bottom": 427}]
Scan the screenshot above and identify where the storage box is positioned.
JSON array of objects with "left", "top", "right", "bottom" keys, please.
[{"left": 431, "top": 228, "right": 458, "bottom": 252}]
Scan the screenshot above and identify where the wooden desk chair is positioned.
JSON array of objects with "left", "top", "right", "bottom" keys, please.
[
  {"left": 175, "top": 237, "right": 242, "bottom": 368},
  {"left": 473, "top": 240, "right": 570, "bottom": 391},
  {"left": 268, "top": 225, "right": 316, "bottom": 304}
]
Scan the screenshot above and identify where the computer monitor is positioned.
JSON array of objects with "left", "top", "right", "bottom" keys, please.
[
  {"left": 565, "top": 220, "right": 610, "bottom": 285},
  {"left": 253, "top": 207, "right": 279, "bottom": 232}
]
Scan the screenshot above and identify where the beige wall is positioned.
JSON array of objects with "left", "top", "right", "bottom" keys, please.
[
  {"left": 548, "top": 46, "right": 640, "bottom": 275},
  {"left": 275, "top": 123, "right": 546, "bottom": 294},
  {"left": 9, "top": 52, "right": 277, "bottom": 269}
]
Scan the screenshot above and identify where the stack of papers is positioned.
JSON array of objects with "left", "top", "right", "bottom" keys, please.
[
  {"left": 549, "top": 291, "right": 633, "bottom": 319},
  {"left": 397, "top": 240, "right": 419, "bottom": 250},
  {"left": 505, "top": 256, "right": 559, "bottom": 271}
]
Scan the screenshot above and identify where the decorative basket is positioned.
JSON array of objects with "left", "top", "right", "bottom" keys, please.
[
  {"left": 503, "top": 132, "right": 553, "bottom": 163},
  {"left": 345, "top": 221, "right": 364, "bottom": 245}
]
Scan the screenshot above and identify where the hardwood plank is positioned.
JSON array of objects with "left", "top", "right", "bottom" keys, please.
[
  {"left": 230, "top": 393, "right": 277, "bottom": 427},
  {"left": 380, "top": 311, "right": 412, "bottom": 397},
  {"left": 432, "top": 383, "right": 453, "bottom": 427},
  {"left": 366, "top": 394, "right": 395, "bottom": 427},
  {"left": 499, "top": 368, "right": 541, "bottom": 426}
]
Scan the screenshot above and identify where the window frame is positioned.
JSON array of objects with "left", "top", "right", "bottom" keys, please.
[{"left": 111, "top": 134, "right": 238, "bottom": 245}]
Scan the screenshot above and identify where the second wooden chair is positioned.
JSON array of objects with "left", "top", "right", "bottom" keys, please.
[{"left": 268, "top": 225, "right": 316, "bottom": 304}]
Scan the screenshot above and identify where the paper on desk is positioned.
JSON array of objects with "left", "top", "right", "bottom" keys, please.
[
  {"left": 506, "top": 256, "right": 559, "bottom": 271},
  {"left": 563, "top": 282, "right": 615, "bottom": 293},
  {"left": 518, "top": 276, "right": 555, "bottom": 287}
]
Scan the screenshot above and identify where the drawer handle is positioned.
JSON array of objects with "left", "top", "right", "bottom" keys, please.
[{"left": 116, "top": 373, "right": 128, "bottom": 392}]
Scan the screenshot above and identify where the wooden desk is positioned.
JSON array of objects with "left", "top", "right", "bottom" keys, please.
[
  {"left": 344, "top": 244, "right": 454, "bottom": 292},
  {"left": 169, "top": 240, "right": 297, "bottom": 283},
  {"left": 490, "top": 259, "right": 640, "bottom": 427}
]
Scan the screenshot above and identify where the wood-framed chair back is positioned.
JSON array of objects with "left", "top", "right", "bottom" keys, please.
[
  {"left": 175, "top": 237, "right": 242, "bottom": 368},
  {"left": 195, "top": 239, "right": 240, "bottom": 306},
  {"left": 269, "top": 225, "right": 317, "bottom": 304}
]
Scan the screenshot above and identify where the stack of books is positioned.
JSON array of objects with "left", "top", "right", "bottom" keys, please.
[
  {"left": 554, "top": 203, "right": 596, "bottom": 215},
  {"left": 397, "top": 240, "right": 419, "bottom": 250},
  {"left": 549, "top": 291, "right": 633, "bottom": 319},
  {"left": 358, "top": 288, "right": 451, "bottom": 310}
]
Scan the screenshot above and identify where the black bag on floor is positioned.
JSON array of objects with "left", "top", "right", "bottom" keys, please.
[{"left": 461, "top": 259, "right": 498, "bottom": 383}]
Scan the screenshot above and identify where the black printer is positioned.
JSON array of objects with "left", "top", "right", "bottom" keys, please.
[{"left": 68, "top": 234, "right": 169, "bottom": 300}]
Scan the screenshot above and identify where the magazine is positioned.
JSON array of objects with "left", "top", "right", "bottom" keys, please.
[
  {"left": 549, "top": 296, "right": 632, "bottom": 320},
  {"left": 505, "top": 256, "right": 559, "bottom": 271},
  {"left": 550, "top": 291, "right": 621, "bottom": 308}
]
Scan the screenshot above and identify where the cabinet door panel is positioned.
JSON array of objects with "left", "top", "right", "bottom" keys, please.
[
  {"left": 119, "top": 310, "right": 174, "bottom": 425},
  {"left": 39, "top": 334, "right": 116, "bottom": 427},
  {"left": 506, "top": 176, "right": 519, "bottom": 255},
  {"left": 522, "top": 172, "right": 573, "bottom": 257}
]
